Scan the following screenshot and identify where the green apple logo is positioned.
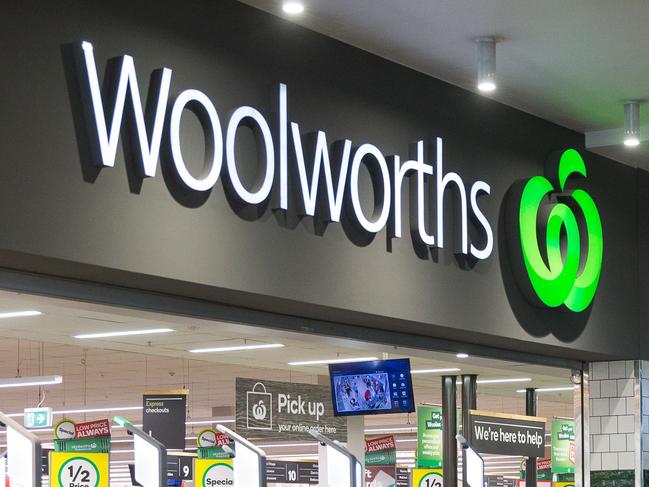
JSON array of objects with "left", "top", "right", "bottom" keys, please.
[{"left": 518, "top": 149, "right": 603, "bottom": 312}]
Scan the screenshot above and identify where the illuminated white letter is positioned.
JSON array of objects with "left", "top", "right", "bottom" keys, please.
[
  {"left": 276, "top": 83, "right": 289, "bottom": 211},
  {"left": 436, "top": 138, "right": 468, "bottom": 254},
  {"left": 226, "top": 106, "right": 275, "bottom": 205},
  {"left": 78, "top": 41, "right": 171, "bottom": 176},
  {"left": 412, "top": 141, "right": 436, "bottom": 245},
  {"left": 469, "top": 181, "right": 493, "bottom": 259},
  {"left": 291, "top": 126, "right": 352, "bottom": 221},
  {"left": 168, "top": 89, "right": 223, "bottom": 192},
  {"left": 349, "top": 144, "right": 391, "bottom": 233}
]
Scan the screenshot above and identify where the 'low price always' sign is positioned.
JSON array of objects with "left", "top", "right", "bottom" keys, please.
[{"left": 75, "top": 420, "right": 111, "bottom": 439}]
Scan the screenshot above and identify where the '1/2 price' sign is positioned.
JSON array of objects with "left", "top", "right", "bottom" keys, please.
[{"left": 50, "top": 452, "right": 109, "bottom": 487}]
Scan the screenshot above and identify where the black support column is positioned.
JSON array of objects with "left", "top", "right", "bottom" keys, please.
[
  {"left": 525, "top": 388, "right": 538, "bottom": 487},
  {"left": 442, "top": 375, "right": 458, "bottom": 487},
  {"left": 461, "top": 374, "right": 477, "bottom": 487}
]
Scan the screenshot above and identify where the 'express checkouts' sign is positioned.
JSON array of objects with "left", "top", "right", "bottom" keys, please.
[{"left": 468, "top": 410, "right": 546, "bottom": 457}]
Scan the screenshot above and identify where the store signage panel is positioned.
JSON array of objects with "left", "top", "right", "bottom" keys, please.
[
  {"left": 365, "top": 465, "right": 396, "bottom": 487},
  {"left": 142, "top": 391, "right": 187, "bottom": 450},
  {"left": 417, "top": 405, "right": 443, "bottom": 468},
  {"left": 551, "top": 419, "right": 576, "bottom": 473},
  {"left": 235, "top": 378, "right": 346, "bottom": 441},
  {"left": 50, "top": 452, "right": 109, "bottom": 487},
  {"left": 395, "top": 468, "right": 410, "bottom": 487},
  {"left": 24, "top": 407, "right": 53, "bottom": 428},
  {"left": 266, "top": 460, "right": 318, "bottom": 484},
  {"left": 468, "top": 411, "right": 545, "bottom": 457},
  {"left": 70, "top": 41, "right": 494, "bottom": 262},
  {"left": 74, "top": 419, "right": 110, "bottom": 439}
]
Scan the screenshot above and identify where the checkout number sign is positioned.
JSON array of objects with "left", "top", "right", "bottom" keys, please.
[
  {"left": 412, "top": 468, "right": 443, "bottom": 487},
  {"left": 195, "top": 459, "right": 234, "bottom": 486},
  {"left": 51, "top": 452, "right": 109, "bottom": 487}
]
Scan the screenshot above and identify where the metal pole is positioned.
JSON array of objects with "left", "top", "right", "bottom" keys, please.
[
  {"left": 461, "top": 375, "right": 478, "bottom": 487},
  {"left": 526, "top": 388, "right": 538, "bottom": 487},
  {"left": 442, "top": 375, "right": 458, "bottom": 487}
]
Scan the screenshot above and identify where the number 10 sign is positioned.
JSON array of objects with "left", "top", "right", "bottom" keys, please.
[{"left": 50, "top": 452, "right": 109, "bottom": 487}]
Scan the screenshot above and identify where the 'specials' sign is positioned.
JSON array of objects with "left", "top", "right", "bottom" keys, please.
[
  {"left": 468, "top": 410, "right": 546, "bottom": 457},
  {"left": 235, "top": 378, "right": 346, "bottom": 441}
]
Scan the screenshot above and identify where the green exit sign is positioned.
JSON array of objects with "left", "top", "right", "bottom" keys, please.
[{"left": 24, "top": 407, "right": 53, "bottom": 428}]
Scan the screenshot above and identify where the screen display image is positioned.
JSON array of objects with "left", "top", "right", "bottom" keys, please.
[{"left": 329, "top": 359, "right": 415, "bottom": 416}]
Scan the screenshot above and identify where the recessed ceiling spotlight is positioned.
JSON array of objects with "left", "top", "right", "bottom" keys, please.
[
  {"left": 456, "top": 353, "right": 469, "bottom": 359},
  {"left": 283, "top": 1, "right": 305, "bottom": 15},
  {"left": 624, "top": 101, "right": 641, "bottom": 147},
  {"left": 476, "top": 37, "right": 497, "bottom": 93}
]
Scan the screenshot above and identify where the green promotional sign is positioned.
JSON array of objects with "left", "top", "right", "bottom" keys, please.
[
  {"left": 552, "top": 419, "right": 576, "bottom": 473},
  {"left": 55, "top": 437, "right": 111, "bottom": 453},
  {"left": 417, "top": 405, "right": 443, "bottom": 468},
  {"left": 516, "top": 149, "right": 603, "bottom": 312},
  {"left": 366, "top": 450, "right": 397, "bottom": 466}
]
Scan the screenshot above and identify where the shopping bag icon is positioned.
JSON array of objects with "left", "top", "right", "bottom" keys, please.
[{"left": 247, "top": 382, "right": 273, "bottom": 430}]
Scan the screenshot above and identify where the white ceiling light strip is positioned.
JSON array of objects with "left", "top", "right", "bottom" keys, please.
[
  {"left": 289, "top": 357, "right": 379, "bottom": 366},
  {"left": 0, "top": 375, "right": 62, "bottom": 388},
  {"left": 190, "top": 343, "right": 284, "bottom": 353},
  {"left": 74, "top": 328, "right": 174, "bottom": 339}
]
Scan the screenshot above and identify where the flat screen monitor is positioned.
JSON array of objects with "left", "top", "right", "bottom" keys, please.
[{"left": 329, "top": 358, "right": 415, "bottom": 416}]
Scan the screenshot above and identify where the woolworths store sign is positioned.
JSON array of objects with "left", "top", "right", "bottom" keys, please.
[{"left": 70, "top": 42, "right": 603, "bottom": 314}]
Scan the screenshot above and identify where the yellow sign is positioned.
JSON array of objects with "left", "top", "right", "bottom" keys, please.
[
  {"left": 554, "top": 483, "right": 575, "bottom": 487},
  {"left": 50, "top": 452, "right": 109, "bottom": 487},
  {"left": 412, "top": 468, "right": 443, "bottom": 487},
  {"left": 195, "top": 458, "right": 234, "bottom": 486}
]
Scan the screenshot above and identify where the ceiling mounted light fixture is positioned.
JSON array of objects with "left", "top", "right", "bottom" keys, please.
[
  {"left": 0, "top": 310, "right": 42, "bottom": 319},
  {"left": 74, "top": 328, "right": 174, "bottom": 339},
  {"left": 190, "top": 343, "right": 285, "bottom": 353},
  {"left": 516, "top": 386, "right": 575, "bottom": 393},
  {"left": 282, "top": 1, "right": 305, "bottom": 15},
  {"left": 288, "top": 356, "right": 379, "bottom": 366},
  {"left": 0, "top": 375, "right": 63, "bottom": 389},
  {"left": 411, "top": 368, "right": 461, "bottom": 374},
  {"left": 476, "top": 37, "right": 497, "bottom": 93},
  {"left": 476, "top": 377, "right": 531, "bottom": 384},
  {"left": 624, "top": 101, "right": 641, "bottom": 147},
  {"left": 456, "top": 353, "right": 469, "bottom": 359}
]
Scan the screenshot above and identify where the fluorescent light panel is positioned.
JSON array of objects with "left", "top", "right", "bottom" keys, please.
[
  {"left": 411, "top": 368, "right": 461, "bottom": 374},
  {"left": 477, "top": 377, "right": 531, "bottom": 384},
  {"left": 190, "top": 343, "right": 284, "bottom": 353},
  {"left": 74, "top": 328, "right": 174, "bottom": 339},
  {"left": 0, "top": 310, "right": 42, "bottom": 319},
  {"left": 288, "top": 356, "right": 379, "bottom": 366},
  {"left": 0, "top": 375, "right": 62, "bottom": 388},
  {"left": 517, "top": 386, "right": 575, "bottom": 393}
]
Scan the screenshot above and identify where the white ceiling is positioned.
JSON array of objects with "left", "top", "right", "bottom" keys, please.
[{"left": 240, "top": 0, "right": 649, "bottom": 167}]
